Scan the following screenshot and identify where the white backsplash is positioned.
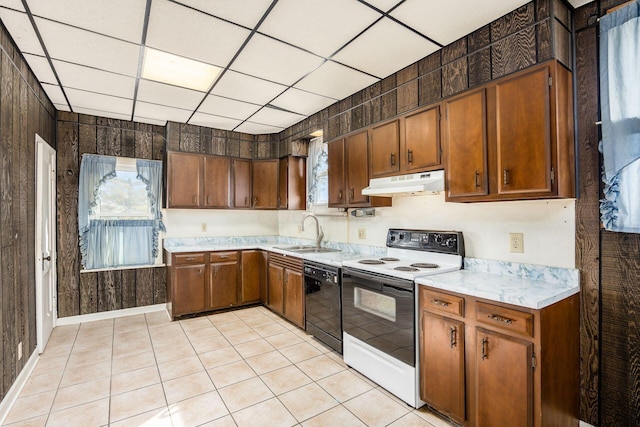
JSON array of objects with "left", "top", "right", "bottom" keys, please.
[{"left": 162, "top": 209, "right": 280, "bottom": 238}]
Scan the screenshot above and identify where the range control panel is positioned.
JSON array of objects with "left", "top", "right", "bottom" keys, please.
[{"left": 386, "top": 229, "right": 465, "bottom": 256}]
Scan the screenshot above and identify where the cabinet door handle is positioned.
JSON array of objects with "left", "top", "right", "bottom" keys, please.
[
  {"left": 244, "top": 196, "right": 248, "bottom": 205},
  {"left": 390, "top": 153, "right": 396, "bottom": 166},
  {"left": 430, "top": 298, "right": 450, "bottom": 307},
  {"left": 487, "top": 314, "right": 514, "bottom": 324},
  {"left": 481, "top": 337, "right": 488, "bottom": 360},
  {"left": 214, "top": 267, "right": 217, "bottom": 278},
  {"left": 192, "top": 195, "right": 197, "bottom": 204},
  {"left": 207, "top": 195, "right": 211, "bottom": 204},
  {"left": 450, "top": 326, "right": 457, "bottom": 348},
  {"left": 503, "top": 169, "right": 510, "bottom": 186},
  {"left": 277, "top": 197, "right": 281, "bottom": 207},
  {"left": 338, "top": 190, "right": 343, "bottom": 200},
  {"left": 349, "top": 188, "right": 354, "bottom": 200},
  {"left": 407, "top": 150, "right": 413, "bottom": 163},
  {"left": 475, "top": 170, "right": 481, "bottom": 188},
  {"left": 198, "top": 268, "right": 203, "bottom": 276},
  {"left": 253, "top": 197, "right": 258, "bottom": 206}
]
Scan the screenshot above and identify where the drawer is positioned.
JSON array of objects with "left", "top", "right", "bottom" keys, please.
[
  {"left": 476, "top": 301, "right": 533, "bottom": 337},
  {"left": 210, "top": 251, "right": 238, "bottom": 262},
  {"left": 421, "top": 288, "right": 464, "bottom": 316},
  {"left": 173, "top": 253, "right": 206, "bottom": 265}
]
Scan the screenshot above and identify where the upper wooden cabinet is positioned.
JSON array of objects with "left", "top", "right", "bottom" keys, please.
[
  {"left": 278, "top": 156, "right": 306, "bottom": 210},
  {"left": 370, "top": 120, "right": 401, "bottom": 177},
  {"left": 328, "top": 130, "right": 391, "bottom": 208},
  {"left": 232, "top": 158, "right": 251, "bottom": 209},
  {"left": 445, "top": 60, "right": 575, "bottom": 202},
  {"left": 252, "top": 159, "right": 278, "bottom": 209},
  {"left": 203, "top": 156, "right": 231, "bottom": 208},
  {"left": 167, "top": 151, "right": 231, "bottom": 208}
]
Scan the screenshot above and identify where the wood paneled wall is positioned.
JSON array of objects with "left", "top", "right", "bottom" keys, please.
[
  {"left": 0, "top": 22, "right": 56, "bottom": 401},
  {"left": 56, "top": 113, "right": 167, "bottom": 318}
]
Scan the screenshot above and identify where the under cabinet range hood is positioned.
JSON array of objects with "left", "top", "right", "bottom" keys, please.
[{"left": 361, "top": 170, "right": 444, "bottom": 197}]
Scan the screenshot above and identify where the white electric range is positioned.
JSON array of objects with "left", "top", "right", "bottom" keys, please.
[{"left": 341, "top": 229, "right": 464, "bottom": 408}]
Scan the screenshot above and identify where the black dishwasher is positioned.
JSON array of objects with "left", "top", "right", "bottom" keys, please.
[{"left": 304, "top": 261, "right": 342, "bottom": 353}]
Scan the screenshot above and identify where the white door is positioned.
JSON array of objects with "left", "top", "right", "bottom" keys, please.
[{"left": 36, "top": 135, "right": 56, "bottom": 354}]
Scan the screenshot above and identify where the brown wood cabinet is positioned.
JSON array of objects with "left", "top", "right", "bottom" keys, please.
[
  {"left": 444, "top": 60, "right": 574, "bottom": 202},
  {"left": 328, "top": 130, "right": 391, "bottom": 208},
  {"left": 167, "top": 151, "right": 231, "bottom": 208},
  {"left": 167, "top": 252, "right": 207, "bottom": 317},
  {"left": 252, "top": 159, "right": 278, "bottom": 209},
  {"left": 267, "top": 252, "right": 304, "bottom": 328},
  {"left": 233, "top": 158, "right": 251, "bottom": 208},
  {"left": 370, "top": 120, "right": 400, "bottom": 177},
  {"left": 209, "top": 251, "right": 238, "bottom": 309},
  {"left": 278, "top": 156, "right": 306, "bottom": 210},
  {"left": 418, "top": 285, "right": 579, "bottom": 427},
  {"left": 241, "top": 250, "right": 263, "bottom": 303}
]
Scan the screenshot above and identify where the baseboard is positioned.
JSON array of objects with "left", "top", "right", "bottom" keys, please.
[
  {"left": 56, "top": 303, "right": 168, "bottom": 326},
  {"left": 0, "top": 350, "right": 39, "bottom": 425}
]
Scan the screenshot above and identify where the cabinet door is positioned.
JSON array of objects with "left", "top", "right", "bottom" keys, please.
[
  {"left": 328, "top": 138, "right": 346, "bottom": 207},
  {"left": 252, "top": 160, "right": 278, "bottom": 209},
  {"left": 495, "top": 66, "right": 552, "bottom": 196},
  {"left": 476, "top": 328, "right": 533, "bottom": 427},
  {"left": 445, "top": 88, "right": 488, "bottom": 199},
  {"left": 420, "top": 312, "right": 465, "bottom": 423},
  {"left": 370, "top": 120, "right": 400, "bottom": 177},
  {"left": 241, "top": 250, "right": 262, "bottom": 303},
  {"left": 282, "top": 156, "right": 306, "bottom": 210},
  {"left": 203, "top": 156, "right": 231, "bottom": 208},
  {"left": 345, "top": 130, "right": 369, "bottom": 205},
  {"left": 402, "top": 106, "right": 441, "bottom": 172},
  {"left": 267, "top": 263, "right": 284, "bottom": 314},
  {"left": 233, "top": 158, "right": 251, "bottom": 208},
  {"left": 283, "top": 268, "right": 304, "bottom": 328},
  {"left": 167, "top": 152, "right": 202, "bottom": 208},
  {"left": 278, "top": 157, "right": 288, "bottom": 209},
  {"left": 209, "top": 260, "right": 238, "bottom": 310},
  {"left": 172, "top": 264, "right": 206, "bottom": 315}
]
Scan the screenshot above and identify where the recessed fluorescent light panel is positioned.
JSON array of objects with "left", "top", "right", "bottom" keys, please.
[{"left": 142, "top": 48, "right": 221, "bottom": 91}]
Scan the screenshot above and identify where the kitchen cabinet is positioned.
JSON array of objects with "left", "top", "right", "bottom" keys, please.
[
  {"left": 167, "top": 252, "right": 207, "bottom": 317},
  {"left": 167, "top": 151, "right": 231, "bottom": 208},
  {"left": 241, "top": 250, "right": 264, "bottom": 303},
  {"left": 233, "top": 158, "right": 251, "bottom": 208},
  {"left": 208, "top": 251, "right": 238, "bottom": 309},
  {"left": 267, "top": 252, "right": 304, "bottom": 328},
  {"left": 328, "top": 130, "right": 391, "bottom": 208},
  {"left": 370, "top": 120, "right": 400, "bottom": 177},
  {"left": 252, "top": 159, "right": 278, "bottom": 209},
  {"left": 444, "top": 60, "right": 575, "bottom": 202},
  {"left": 278, "top": 156, "right": 306, "bottom": 210},
  {"left": 418, "top": 286, "right": 579, "bottom": 427}
]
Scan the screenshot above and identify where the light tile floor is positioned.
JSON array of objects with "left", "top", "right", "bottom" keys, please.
[{"left": 3, "top": 306, "right": 456, "bottom": 427}]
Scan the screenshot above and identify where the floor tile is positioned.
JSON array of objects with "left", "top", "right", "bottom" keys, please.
[
  {"left": 296, "top": 354, "right": 346, "bottom": 381},
  {"left": 225, "top": 329, "right": 262, "bottom": 345},
  {"left": 260, "top": 365, "right": 312, "bottom": 395},
  {"left": 245, "top": 350, "right": 291, "bottom": 375},
  {"left": 45, "top": 397, "right": 109, "bottom": 427},
  {"left": 163, "top": 370, "right": 216, "bottom": 404},
  {"left": 217, "top": 320, "right": 253, "bottom": 336},
  {"left": 19, "top": 371, "right": 62, "bottom": 397},
  {"left": 198, "top": 347, "right": 242, "bottom": 370},
  {"left": 145, "top": 310, "right": 172, "bottom": 327},
  {"left": 50, "top": 377, "right": 110, "bottom": 412},
  {"left": 190, "top": 336, "right": 232, "bottom": 354},
  {"left": 38, "top": 341, "right": 73, "bottom": 359},
  {"left": 110, "top": 407, "right": 173, "bottom": 427},
  {"left": 264, "top": 331, "right": 304, "bottom": 349},
  {"left": 30, "top": 355, "right": 68, "bottom": 377},
  {"left": 111, "top": 365, "right": 161, "bottom": 395},
  {"left": 217, "top": 377, "right": 274, "bottom": 413},
  {"left": 157, "top": 355, "right": 204, "bottom": 381},
  {"left": 154, "top": 343, "right": 196, "bottom": 364},
  {"left": 3, "top": 390, "right": 56, "bottom": 424},
  {"left": 199, "top": 414, "right": 238, "bottom": 427},
  {"left": 231, "top": 397, "right": 297, "bottom": 427},
  {"left": 252, "top": 322, "right": 288, "bottom": 338},
  {"left": 389, "top": 412, "right": 437, "bottom": 426},
  {"left": 301, "top": 404, "right": 367, "bottom": 427},
  {"left": 2, "top": 414, "right": 47, "bottom": 427},
  {"left": 316, "top": 370, "right": 374, "bottom": 402},
  {"left": 279, "top": 382, "right": 339, "bottom": 422},
  {"left": 184, "top": 325, "right": 221, "bottom": 342},
  {"left": 413, "top": 407, "right": 455, "bottom": 427},
  {"left": 207, "top": 311, "right": 240, "bottom": 326},
  {"left": 111, "top": 350, "right": 157, "bottom": 375},
  {"left": 179, "top": 316, "right": 214, "bottom": 332},
  {"left": 59, "top": 359, "right": 111, "bottom": 388},
  {"left": 241, "top": 314, "right": 273, "bottom": 327},
  {"left": 110, "top": 383, "right": 167, "bottom": 422},
  {"left": 169, "top": 391, "right": 229, "bottom": 427},
  {"left": 278, "top": 341, "right": 323, "bottom": 363},
  {"left": 343, "top": 389, "right": 411, "bottom": 427},
  {"left": 233, "top": 338, "right": 275, "bottom": 359},
  {"left": 207, "top": 360, "right": 256, "bottom": 388},
  {"left": 66, "top": 347, "right": 112, "bottom": 368}
]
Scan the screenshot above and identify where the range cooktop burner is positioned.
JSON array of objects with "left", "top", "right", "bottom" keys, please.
[
  {"left": 380, "top": 257, "right": 400, "bottom": 262},
  {"left": 411, "top": 263, "right": 439, "bottom": 269},
  {"left": 359, "top": 259, "right": 385, "bottom": 265},
  {"left": 394, "top": 266, "right": 420, "bottom": 272}
]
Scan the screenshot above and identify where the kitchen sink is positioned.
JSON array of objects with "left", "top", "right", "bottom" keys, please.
[
  {"left": 273, "top": 245, "right": 317, "bottom": 251},
  {"left": 273, "top": 245, "right": 341, "bottom": 254}
]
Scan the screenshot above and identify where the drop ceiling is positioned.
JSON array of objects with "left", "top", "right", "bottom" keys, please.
[{"left": 0, "top": 0, "right": 587, "bottom": 134}]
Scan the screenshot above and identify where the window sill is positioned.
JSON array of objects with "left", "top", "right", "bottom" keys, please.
[{"left": 80, "top": 263, "right": 166, "bottom": 274}]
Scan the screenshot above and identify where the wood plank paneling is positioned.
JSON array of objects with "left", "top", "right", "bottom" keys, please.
[{"left": 396, "top": 64, "right": 419, "bottom": 114}]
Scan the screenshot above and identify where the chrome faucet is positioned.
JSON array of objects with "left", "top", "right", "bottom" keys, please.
[{"left": 301, "top": 213, "right": 324, "bottom": 249}]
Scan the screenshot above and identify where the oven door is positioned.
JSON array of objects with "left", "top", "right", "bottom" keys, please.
[{"left": 342, "top": 267, "right": 415, "bottom": 366}]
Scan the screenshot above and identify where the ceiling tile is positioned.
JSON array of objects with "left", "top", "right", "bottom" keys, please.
[
  {"left": 333, "top": 17, "right": 439, "bottom": 78},
  {"left": 199, "top": 95, "right": 261, "bottom": 120},
  {"left": 146, "top": 0, "right": 250, "bottom": 68},
  {"left": 0, "top": 9, "right": 45, "bottom": 55},
  {"left": 235, "top": 121, "right": 284, "bottom": 134},
  {"left": 54, "top": 103, "right": 70, "bottom": 112},
  {"left": 250, "top": 107, "right": 305, "bottom": 128},
  {"left": 259, "top": 0, "right": 380, "bottom": 57},
  {"left": 132, "top": 115, "right": 166, "bottom": 126},
  {"left": 27, "top": 0, "right": 146, "bottom": 43},
  {"left": 294, "top": 61, "right": 378, "bottom": 100},
  {"left": 0, "top": 1, "right": 25, "bottom": 11},
  {"left": 211, "top": 70, "right": 287, "bottom": 105},
  {"left": 65, "top": 88, "right": 132, "bottom": 116},
  {"left": 362, "top": 0, "right": 404, "bottom": 12},
  {"left": 391, "top": 0, "right": 530, "bottom": 46},
  {"left": 136, "top": 79, "right": 204, "bottom": 110},
  {"left": 189, "top": 112, "right": 242, "bottom": 130},
  {"left": 41, "top": 83, "right": 67, "bottom": 105},
  {"left": 53, "top": 60, "right": 136, "bottom": 99},
  {"left": 23, "top": 54, "right": 56, "bottom": 84},
  {"left": 231, "top": 34, "right": 324, "bottom": 86},
  {"left": 175, "top": 0, "right": 273, "bottom": 28},
  {"left": 270, "top": 88, "right": 336, "bottom": 116},
  {"left": 73, "top": 107, "right": 132, "bottom": 121},
  {"left": 134, "top": 101, "right": 192, "bottom": 124},
  {"left": 35, "top": 18, "right": 140, "bottom": 76}
]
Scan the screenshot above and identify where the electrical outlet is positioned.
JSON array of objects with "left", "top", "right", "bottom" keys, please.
[
  {"left": 201, "top": 223, "right": 207, "bottom": 232},
  {"left": 17, "top": 342, "right": 22, "bottom": 360},
  {"left": 509, "top": 233, "right": 524, "bottom": 253},
  {"left": 358, "top": 228, "right": 366, "bottom": 239}
]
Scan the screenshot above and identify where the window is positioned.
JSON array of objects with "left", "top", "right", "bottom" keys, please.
[
  {"left": 78, "top": 155, "right": 165, "bottom": 270},
  {"left": 307, "top": 136, "right": 328, "bottom": 209}
]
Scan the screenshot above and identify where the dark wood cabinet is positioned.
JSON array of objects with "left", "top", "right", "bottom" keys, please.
[
  {"left": 232, "top": 158, "right": 251, "bottom": 209},
  {"left": 444, "top": 60, "right": 574, "bottom": 202},
  {"left": 402, "top": 105, "right": 441, "bottom": 173},
  {"left": 328, "top": 137, "right": 346, "bottom": 206},
  {"left": 278, "top": 156, "right": 306, "bottom": 210},
  {"left": 252, "top": 159, "right": 278, "bottom": 209},
  {"left": 370, "top": 120, "right": 400, "bottom": 177},
  {"left": 203, "top": 156, "right": 231, "bottom": 208},
  {"left": 208, "top": 251, "right": 238, "bottom": 309},
  {"left": 267, "top": 252, "right": 304, "bottom": 328},
  {"left": 167, "top": 152, "right": 202, "bottom": 208},
  {"left": 267, "top": 262, "right": 284, "bottom": 314},
  {"left": 241, "top": 250, "right": 263, "bottom": 303},
  {"left": 167, "top": 252, "right": 207, "bottom": 317},
  {"left": 283, "top": 267, "right": 304, "bottom": 327}
]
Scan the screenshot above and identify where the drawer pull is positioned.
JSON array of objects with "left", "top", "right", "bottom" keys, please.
[
  {"left": 503, "top": 168, "right": 510, "bottom": 186},
  {"left": 218, "top": 255, "right": 229, "bottom": 259},
  {"left": 431, "top": 299, "right": 450, "bottom": 307},
  {"left": 450, "top": 326, "right": 457, "bottom": 348},
  {"left": 185, "top": 257, "right": 195, "bottom": 261},
  {"left": 407, "top": 149, "right": 413, "bottom": 163},
  {"left": 481, "top": 338, "right": 488, "bottom": 360},
  {"left": 487, "top": 314, "right": 514, "bottom": 324}
]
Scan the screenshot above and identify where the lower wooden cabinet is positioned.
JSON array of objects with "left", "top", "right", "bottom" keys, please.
[
  {"left": 209, "top": 251, "right": 238, "bottom": 309},
  {"left": 267, "top": 252, "right": 304, "bottom": 328},
  {"left": 241, "top": 250, "right": 264, "bottom": 303},
  {"left": 418, "top": 286, "right": 579, "bottom": 427}
]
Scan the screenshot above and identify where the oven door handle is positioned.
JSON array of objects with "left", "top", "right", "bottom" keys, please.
[
  {"left": 382, "top": 284, "right": 413, "bottom": 297},
  {"left": 343, "top": 267, "right": 413, "bottom": 291}
]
